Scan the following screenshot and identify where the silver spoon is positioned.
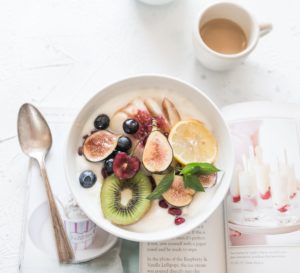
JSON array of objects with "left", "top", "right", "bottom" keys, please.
[{"left": 17, "top": 103, "right": 74, "bottom": 263}]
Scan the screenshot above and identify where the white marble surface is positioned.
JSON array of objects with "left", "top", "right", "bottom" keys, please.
[{"left": 1, "top": 0, "right": 300, "bottom": 272}]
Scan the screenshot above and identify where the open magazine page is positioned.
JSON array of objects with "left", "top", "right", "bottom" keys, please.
[
  {"left": 139, "top": 206, "right": 226, "bottom": 273},
  {"left": 223, "top": 102, "right": 300, "bottom": 273}
]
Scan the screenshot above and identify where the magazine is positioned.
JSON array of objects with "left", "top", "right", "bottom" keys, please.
[{"left": 139, "top": 101, "right": 300, "bottom": 273}]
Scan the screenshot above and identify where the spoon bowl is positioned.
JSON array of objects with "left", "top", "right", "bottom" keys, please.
[{"left": 17, "top": 103, "right": 52, "bottom": 159}]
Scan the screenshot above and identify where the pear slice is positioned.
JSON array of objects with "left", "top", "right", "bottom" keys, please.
[
  {"left": 144, "top": 98, "right": 170, "bottom": 133},
  {"left": 122, "top": 97, "right": 149, "bottom": 116},
  {"left": 110, "top": 111, "right": 130, "bottom": 134},
  {"left": 162, "top": 98, "right": 181, "bottom": 127},
  {"left": 144, "top": 98, "right": 164, "bottom": 117},
  {"left": 142, "top": 130, "right": 173, "bottom": 173}
]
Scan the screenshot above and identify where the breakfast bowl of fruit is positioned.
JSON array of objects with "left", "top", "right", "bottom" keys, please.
[{"left": 65, "top": 75, "right": 234, "bottom": 242}]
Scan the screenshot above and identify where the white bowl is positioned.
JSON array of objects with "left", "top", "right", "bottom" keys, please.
[{"left": 65, "top": 75, "right": 234, "bottom": 242}]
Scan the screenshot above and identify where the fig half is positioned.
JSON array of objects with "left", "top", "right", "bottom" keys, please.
[
  {"left": 199, "top": 173, "right": 217, "bottom": 188},
  {"left": 142, "top": 130, "right": 173, "bottom": 173},
  {"left": 83, "top": 130, "right": 118, "bottom": 162},
  {"left": 153, "top": 175, "right": 195, "bottom": 207}
]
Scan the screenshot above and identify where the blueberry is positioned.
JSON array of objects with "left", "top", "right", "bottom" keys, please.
[
  {"left": 94, "top": 114, "right": 110, "bottom": 130},
  {"left": 123, "top": 119, "right": 139, "bottom": 134},
  {"left": 106, "top": 150, "right": 121, "bottom": 160},
  {"left": 79, "top": 170, "right": 97, "bottom": 188},
  {"left": 116, "top": 136, "right": 132, "bottom": 152},
  {"left": 104, "top": 158, "right": 114, "bottom": 175}
]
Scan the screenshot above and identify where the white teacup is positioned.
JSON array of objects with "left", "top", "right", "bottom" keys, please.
[{"left": 192, "top": 2, "right": 272, "bottom": 71}]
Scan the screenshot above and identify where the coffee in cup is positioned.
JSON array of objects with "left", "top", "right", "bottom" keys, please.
[
  {"left": 200, "top": 18, "right": 247, "bottom": 55},
  {"left": 192, "top": 2, "right": 272, "bottom": 71}
]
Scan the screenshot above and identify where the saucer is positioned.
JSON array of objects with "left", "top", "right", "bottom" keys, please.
[{"left": 28, "top": 201, "right": 118, "bottom": 263}]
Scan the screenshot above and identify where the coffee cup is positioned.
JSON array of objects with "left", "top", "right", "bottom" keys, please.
[{"left": 192, "top": 2, "right": 272, "bottom": 71}]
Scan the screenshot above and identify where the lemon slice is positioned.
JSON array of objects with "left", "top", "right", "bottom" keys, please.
[{"left": 168, "top": 120, "right": 217, "bottom": 165}]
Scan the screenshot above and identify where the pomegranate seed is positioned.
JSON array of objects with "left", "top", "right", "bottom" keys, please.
[
  {"left": 159, "top": 199, "right": 169, "bottom": 209},
  {"left": 175, "top": 217, "right": 185, "bottom": 225},
  {"left": 260, "top": 189, "right": 271, "bottom": 200},
  {"left": 133, "top": 110, "right": 152, "bottom": 144},
  {"left": 101, "top": 167, "right": 108, "bottom": 179},
  {"left": 232, "top": 195, "right": 240, "bottom": 203},
  {"left": 277, "top": 204, "right": 289, "bottom": 213},
  {"left": 168, "top": 207, "right": 182, "bottom": 216},
  {"left": 78, "top": 146, "right": 83, "bottom": 156}
]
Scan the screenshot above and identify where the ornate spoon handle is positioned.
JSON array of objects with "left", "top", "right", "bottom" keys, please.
[{"left": 39, "top": 158, "right": 74, "bottom": 263}]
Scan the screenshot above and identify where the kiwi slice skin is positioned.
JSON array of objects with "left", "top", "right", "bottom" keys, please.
[{"left": 100, "top": 171, "right": 152, "bottom": 225}]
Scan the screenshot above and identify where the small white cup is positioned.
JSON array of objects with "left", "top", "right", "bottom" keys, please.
[
  {"left": 63, "top": 218, "right": 96, "bottom": 251},
  {"left": 192, "top": 2, "right": 272, "bottom": 71},
  {"left": 57, "top": 198, "right": 97, "bottom": 251}
]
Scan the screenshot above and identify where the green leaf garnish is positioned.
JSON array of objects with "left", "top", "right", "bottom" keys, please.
[
  {"left": 180, "top": 162, "right": 220, "bottom": 176},
  {"left": 146, "top": 171, "right": 175, "bottom": 200},
  {"left": 183, "top": 174, "right": 205, "bottom": 192}
]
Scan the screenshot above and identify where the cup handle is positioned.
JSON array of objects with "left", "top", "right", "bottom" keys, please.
[{"left": 259, "top": 23, "right": 273, "bottom": 37}]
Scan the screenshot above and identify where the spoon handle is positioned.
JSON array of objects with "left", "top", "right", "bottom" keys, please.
[{"left": 38, "top": 158, "right": 74, "bottom": 263}]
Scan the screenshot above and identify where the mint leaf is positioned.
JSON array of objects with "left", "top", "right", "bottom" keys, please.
[
  {"left": 183, "top": 174, "right": 205, "bottom": 192},
  {"left": 180, "top": 163, "right": 220, "bottom": 176},
  {"left": 146, "top": 171, "right": 175, "bottom": 200}
]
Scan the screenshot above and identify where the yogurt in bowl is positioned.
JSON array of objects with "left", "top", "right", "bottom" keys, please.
[{"left": 65, "top": 75, "right": 234, "bottom": 242}]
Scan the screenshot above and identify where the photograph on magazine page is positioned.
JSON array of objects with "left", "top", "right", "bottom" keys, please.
[{"left": 226, "top": 118, "right": 300, "bottom": 247}]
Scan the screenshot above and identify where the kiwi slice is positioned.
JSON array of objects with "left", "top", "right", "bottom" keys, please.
[{"left": 100, "top": 171, "right": 152, "bottom": 225}]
